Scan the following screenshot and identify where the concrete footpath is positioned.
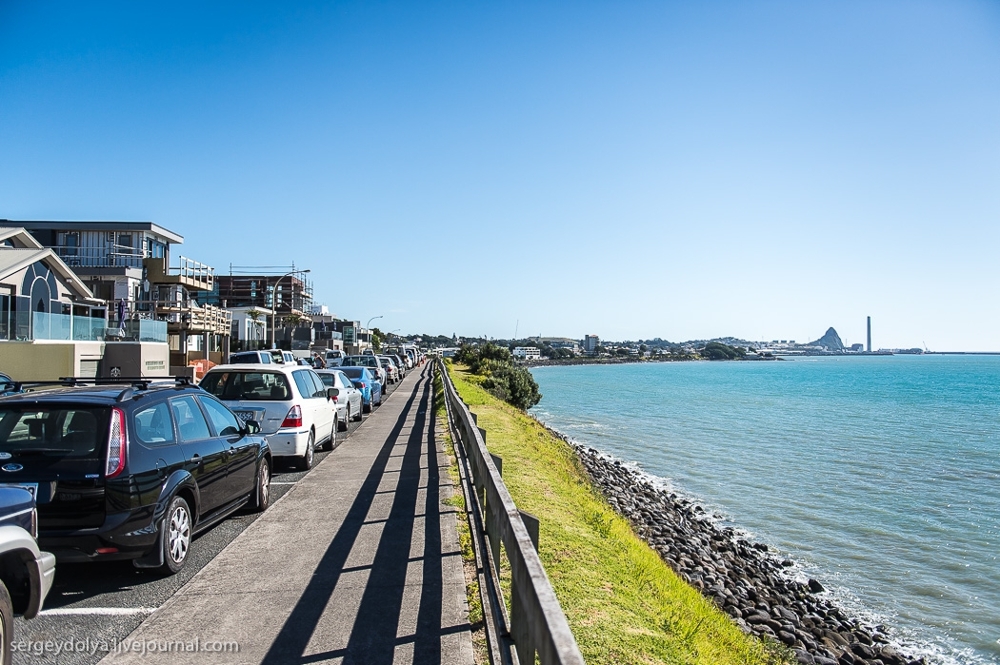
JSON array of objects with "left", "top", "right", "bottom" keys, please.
[{"left": 101, "top": 363, "right": 473, "bottom": 665}]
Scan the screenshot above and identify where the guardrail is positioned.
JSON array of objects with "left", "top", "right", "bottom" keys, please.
[{"left": 437, "top": 359, "right": 585, "bottom": 665}]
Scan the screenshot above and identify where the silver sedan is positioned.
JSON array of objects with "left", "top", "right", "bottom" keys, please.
[{"left": 316, "top": 369, "right": 364, "bottom": 430}]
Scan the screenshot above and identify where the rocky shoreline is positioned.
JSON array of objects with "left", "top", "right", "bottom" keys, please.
[{"left": 572, "top": 444, "right": 928, "bottom": 665}]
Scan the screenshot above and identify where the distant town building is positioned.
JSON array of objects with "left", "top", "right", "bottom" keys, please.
[
  {"left": 513, "top": 346, "right": 541, "bottom": 361},
  {"left": 584, "top": 335, "right": 600, "bottom": 354}
]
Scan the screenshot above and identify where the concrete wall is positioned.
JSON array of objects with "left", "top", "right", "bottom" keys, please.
[
  {"left": 0, "top": 341, "right": 104, "bottom": 381},
  {"left": 0, "top": 340, "right": 170, "bottom": 381}
]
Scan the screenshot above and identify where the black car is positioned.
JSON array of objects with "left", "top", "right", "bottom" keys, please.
[{"left": 0, "top": 378, "right": 272, "bottom": 574}]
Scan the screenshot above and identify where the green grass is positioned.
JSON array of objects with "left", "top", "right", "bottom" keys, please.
[{"left": 447, "top": 362, "right": 789, "bottom": 665}]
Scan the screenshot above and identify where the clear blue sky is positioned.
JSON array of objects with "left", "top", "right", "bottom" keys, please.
[{"left": 2, "top": 1, "right": 998, "bottom": 350}]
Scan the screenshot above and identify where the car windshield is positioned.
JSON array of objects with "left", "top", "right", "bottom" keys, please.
[
  {"left": 318, "top": 374, "right": 336, "bottom": 387},
  {"left": 200, "top": 371, "right": 293, "bottom": 401},
  {"left": 0, "top": 406, "right": 109, "bottom": 456}
]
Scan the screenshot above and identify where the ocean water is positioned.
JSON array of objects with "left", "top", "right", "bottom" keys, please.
[{"left": 529, "top": 356, "right": 1000, "bottom": 664}]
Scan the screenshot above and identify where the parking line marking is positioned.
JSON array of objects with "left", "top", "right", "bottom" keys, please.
[
  {"left": 270, "top": 481, "right": 298, "bottom": 485},
  {"left": 40, "top": 607, "right": 157, "bottom": 616}
]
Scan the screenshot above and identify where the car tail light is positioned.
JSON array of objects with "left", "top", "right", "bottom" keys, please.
[
  {"left": 281, "top": 405, "right": 303, "bottom": 428},
  {"left": 106, "top": 407, "right": 128, "bottom": 478}
]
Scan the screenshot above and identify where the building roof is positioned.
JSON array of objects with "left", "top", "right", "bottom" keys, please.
[
  {"left": 1, "top": 220, "right": 184, "bottom": 245},
  {"left": 0, "top": 247, "right": 99, "bottom": 302},
  {"left": 0, "top": 227, "right": 44, "bottom": 249}
]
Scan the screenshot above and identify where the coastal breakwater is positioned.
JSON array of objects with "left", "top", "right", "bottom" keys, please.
[{"left": 573, "top": 445, "right": 926, "bottom": 665}]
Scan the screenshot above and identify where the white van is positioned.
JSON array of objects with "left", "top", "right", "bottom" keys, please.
[{"left": 325, "top": 349, "right": 347, "bottom": 367}]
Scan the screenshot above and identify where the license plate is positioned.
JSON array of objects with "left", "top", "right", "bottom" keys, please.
[
  {"left": 235, "top": 411, "right": 255, "bottom": 422},
  {"left": 0, "top": 482, "right": 38, "bottom": 498}
]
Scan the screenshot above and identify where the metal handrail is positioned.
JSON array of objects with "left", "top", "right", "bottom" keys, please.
[{"left": 437, "top": 359, "right": 585, "bottom": 665}]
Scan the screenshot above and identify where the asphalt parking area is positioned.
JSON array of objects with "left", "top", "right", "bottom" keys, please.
[{"left": 11, "top": 376, "right": 408, "bottom": 665}]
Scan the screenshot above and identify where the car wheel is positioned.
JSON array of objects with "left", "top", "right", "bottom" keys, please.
[
  {"left": 249, "top": 459, "right": 270, "bottom": 512},
  {"left": 0, "top": 579, "right": 11, "bottom": 665},
  {"left": 363, "top": 399, "right": 371, "bottom": 414},
  {"left": 160, "top": 496, "right": 192, "bottom": 575},
  {"left": 353, "top": 401, "right": 363, "bottom": 421},
  {"left": 338, "top": 408, "right": 349, "bottom": 432},
  {"left": 300, "top": 431, "right": 315, "bottom": 470},
  {"left": 322, "top": 422, "right": 335, "bottom": 451}
]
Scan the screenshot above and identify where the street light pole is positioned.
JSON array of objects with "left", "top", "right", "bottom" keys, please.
[
  {"left": 365, "top": 315, "right": 383, "bottom": 350},
  {"left": 271, "top": 269, "right": 311, "bottom": 349}
]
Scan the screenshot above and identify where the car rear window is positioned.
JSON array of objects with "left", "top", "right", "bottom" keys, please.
[
  {"left": 0, "top": 406, "right": 109, "bottom": 457},
  {"left": 200, "top": 371, "right": 293, "bottom": 401},
  {"left": 340, "top": 367, "right": 365, "bottom": 379}
]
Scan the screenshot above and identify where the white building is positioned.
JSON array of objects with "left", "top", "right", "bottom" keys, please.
[{"left": 512, "top": 346, "right": 541, "bottom": 361}]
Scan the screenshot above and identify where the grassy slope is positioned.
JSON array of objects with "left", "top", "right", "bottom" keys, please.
[{"left": 448, "top": 363, "right": 784, "bottom": 665}]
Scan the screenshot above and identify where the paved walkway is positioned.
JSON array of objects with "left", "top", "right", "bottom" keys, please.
[{"left": 101, "top": 364, "right": 473, "bottom": 665}]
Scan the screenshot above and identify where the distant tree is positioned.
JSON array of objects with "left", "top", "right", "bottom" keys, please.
[
  {"left": 639, "top": 344, "right": 648, "bottom": 353},
  {"left": 699, "top": 342, "right": 746, "bottom": 360}
]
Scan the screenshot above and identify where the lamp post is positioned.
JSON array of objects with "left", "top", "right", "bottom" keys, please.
[
  {"left": 271, "top": 269, "right": 311, "bottom": 349},
  {"left": 365, "top": 315, "right": 383, "bottom": 350}
]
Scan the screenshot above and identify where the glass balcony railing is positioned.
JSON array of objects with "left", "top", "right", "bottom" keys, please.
[
  {"left": 8, "top": 312, "right": 168, "bottom": 343},
  {"left": 107, "top": 319, "right": 169, "bottom": 343}
]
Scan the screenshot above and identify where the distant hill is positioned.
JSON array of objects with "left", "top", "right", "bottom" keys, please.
[{"left": 809, "top": 327, "right": 844, "bottom": 350}]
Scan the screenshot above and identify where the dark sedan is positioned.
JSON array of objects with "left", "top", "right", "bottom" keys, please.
[{"left": 0, "top": 379, "right": 272, "bottom": 574}]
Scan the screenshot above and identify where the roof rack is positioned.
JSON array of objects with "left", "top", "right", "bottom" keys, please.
[{"left": 11, "top": 376, "right": 194, "bottom": 395}]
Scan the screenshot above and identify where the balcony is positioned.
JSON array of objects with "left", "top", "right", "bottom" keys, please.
[
  {"left": 51, "top": 246, "right": 146, "bottom": 269},
  {"left": 1, "top": 311, "right": 166, "bottom": 343},
  {"left": 144, "top": 256, "right": 215, "bottom": 291},
  {"left": 132, "top": 300, "right": 232, "bottom": 336}
]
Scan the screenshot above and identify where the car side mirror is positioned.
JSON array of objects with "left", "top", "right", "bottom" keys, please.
[
  {"left": 244, "top": 419, "right": 261, "bottom": 435},
  {"left": 327, "top": 387, "right": 339, "bottom": 400}
]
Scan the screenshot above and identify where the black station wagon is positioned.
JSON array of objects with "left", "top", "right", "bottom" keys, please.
[{"left": 0, "top": 378, "right": 271, "bottom": 574}]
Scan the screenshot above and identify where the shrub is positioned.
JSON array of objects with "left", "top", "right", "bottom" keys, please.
[{"left": 454, "top": 343, "right": 541, "bottom": 410}]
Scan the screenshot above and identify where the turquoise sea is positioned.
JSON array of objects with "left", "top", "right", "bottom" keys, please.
[{"left": 529, "top": 356, "right": 1000, "bottom": 665}]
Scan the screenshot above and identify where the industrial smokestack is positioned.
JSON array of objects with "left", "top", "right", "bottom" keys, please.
[{"left": 867, "top": 316, "right": 871, "bottom": 353}]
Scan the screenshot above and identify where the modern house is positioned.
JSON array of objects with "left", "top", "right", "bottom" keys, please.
[
  {"left": 0, "top": 227, "right": 123, "bottom": 379},
  {"left": 6, "top": 220, "right": 231, "bottom": 373},
  {"left": 512, "top": 346, "right": 541, "bottom": 361}
]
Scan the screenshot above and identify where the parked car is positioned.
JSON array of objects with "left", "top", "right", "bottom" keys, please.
[
  {"left": 338, "top": 367, "right": 382, "bottom": 413},
  {"left": 315, "top": 370, "right": 363, "bottom": 430},
  {"left": 343, "top": 355, "right": 387, "bottom": 387},
  {"left": 200, "top": 364, "right": 339, "bottom": 470},
  {"left": 0, "top": 378, "right": 271, "bottom": 575},
  {"left": 377, "top": 356, "right": 399, "bottom": 384},
  {"left": 387, "top": 354, "right": 406, "bottom": 379},
  {"left": 0, "top": 485, "right": 56, "bottom": 658},
  {"left": 324, "top": 349, "right": 347, "bottom": 367},
  {"left": 228, "top": 350, "right": 275, "bottom": 364},
  {"left": 0, "top": 373, "right": 22, "bottom": 397}
]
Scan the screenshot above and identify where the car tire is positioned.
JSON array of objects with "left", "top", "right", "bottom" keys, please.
[
  {"left": 353, "top": 402, "right": 363, "bottom": 421},
  {"left": 322, "top": 422, "right": 335, "bottom": 451},
  {"left": 300, "top": 431, "right": 315, "bottom": 470},
  {"left": 338, "top": 409, "right": 349, "bottom": 432},
  {"left": 363, "top": 400, "right": 371, "bottom": 414},
  {"left": 0, "top": 579, "right": 12, "bottom": 665},
  {"left": 248, "top": 459, "right": 270, "bottom": 513},
  {"left": 160, "top": 496, "right": 192, "bottom": 575}
]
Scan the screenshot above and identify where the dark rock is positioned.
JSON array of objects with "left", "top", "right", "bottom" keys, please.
[{"left": 568, "top": 444, "right": 924, "bottom": 665}]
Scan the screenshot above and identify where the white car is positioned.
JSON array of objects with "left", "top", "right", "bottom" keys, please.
[
  {"left": 315, "top": 369, "right": 364, "bottom": 430},
  {"left": 200, "top": 364, "right": 339, "bottom": 470}
]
